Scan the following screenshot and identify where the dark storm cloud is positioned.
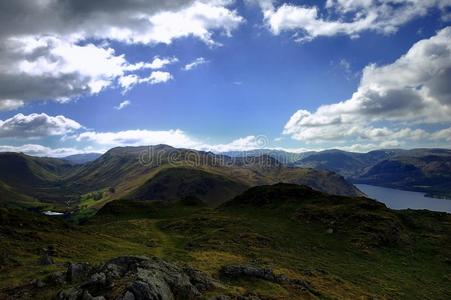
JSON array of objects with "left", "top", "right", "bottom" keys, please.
[{"left": 0, "top": 0, "right": 194, "bottom": 39}]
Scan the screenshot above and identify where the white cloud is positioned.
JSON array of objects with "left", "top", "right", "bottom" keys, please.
[
  {"left": 118, "top": 71, "right": 173, "bottom": 92},
  {"left": 431, "top": 127, "right": 451, "bottom": 142},
  {"left": 0, "top": 36, "right": 128, "bottom": 107},
  {"left": 125, "top": 56, "right": 178, "bottom": 71},
  {"left": 140, "top": 1, "right": 243, "bottom": 46},
  {"left": 338, "top": 140, "right": 402, "bottom": 153},
  {"left": 74, "top": 130, "right": 275, "bottom": 153},
  {"left": 0, "top": 1, "right": 243, "bottom": 45},
  {"left": 143, "top": 71, "right": 173, "bottom": 84},
  {"left": 75, "top": 129, "right": 202, "bottom": 149},
  {"left": 118, "top": 74, "right": 140, "bottom": 92},
  {"left": 0, "top": 113, "right": 82, "bottom": 138},
  {"left": 284, "top": 27, "right": 451, "bottom": 145},
  {"left": 257, "top": 0, "right": 451, "bottom": 42},
  {"left": 205, "top": 135, "right": 270, "bottom": 152},
  {"left": 114, "top": 100, "right": 131, "bottom": 110},
  {"left": 183, "top": 57, "right": 209, "bottom": 71},
  {"left": 0, "top": 1, "right": 243, "bottom": 108},
  {"left": 0, "top": 144, "right": 91, "bottom": 157},
  {"left": 0, "top": 99, "right": 24, "bottom": 111}
]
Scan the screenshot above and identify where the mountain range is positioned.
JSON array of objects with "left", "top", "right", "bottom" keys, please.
[
  {"left": 0, "top": 145, "right": 362, "bottom": 214},
  {"left": 224, "top": 148, "right": 451, "bottom": 197}
]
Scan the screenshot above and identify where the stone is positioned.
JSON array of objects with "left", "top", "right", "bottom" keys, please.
[
  {"left": 183, "top": 266, "right": 215, "bottom": 292},
  {"left": 121, "top": 291, "right": 135, "bottom": 300},
  {"left": 66, "top": 262, "right": 92, "bottom": 283},
  {"left": 57, "top": 256, "right": 215, "bottom": 300},
  {"left": 44, "top": 271, "right": 66, "bottom": 286},
  {"left": 39, "top": 253, "right": 54, "bottom": 265}
]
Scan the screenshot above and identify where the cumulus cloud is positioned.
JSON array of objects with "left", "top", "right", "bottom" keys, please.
[
  {"left": 284, "top": 27, "right": 451, "bottom": 146},
  {"left": 144, "top": 71, "right": 174, "bottom": 84},
  {"left": 114, "top": 100, "right": 131, "bottom": 110},
  {"left": 118, "top": 71, "right": 173, "bottom": 92},
  {"left": 204, "top": 135, "right": 270, "bottom": 152},
  {"left": 0, "top": 113, "right": 81, "bottom": 138},
  {"left": 255, "top": 0, "right": 451, "bottom": 42},
  {"left": 0, "top": 0, "right": 243, "bottom": 109},
  {"left": 0, "top": 36, "right": 130, "bottom": 106},
  {"left": 0, "top": 99, "right": 24, "bottom": 111},
  {"left": 338, "top": 140, "right": 402, "bottom": 153},
  {"left": 75, "top": 129, "right": 202, "bottom": 149},
  {"left": 183, "top": 57, "right": 209, "bottom": 71},
  {"left": 125, "top": 56, "right": 178, "bottom": 71},
  {"left": 118, "top": 74, "right": 140, "bottom": 92},
  {"left": 0, "top": 1, "right": 243, "bottom": 44},
  {"left": 74, "top": 129, "right": 273, "bottom": 153}
]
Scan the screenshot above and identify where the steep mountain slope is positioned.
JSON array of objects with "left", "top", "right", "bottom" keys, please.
[
  {"left": 356, "top": 153, "right": 451, "bottom": 197},
  {"left": 65, "top": 145, "right": 362, "bottom": 206},
  {"left": 293, "top": 149, "right": 400, "bottom": 177},
  {"left": 0, "top": 152, "right": 71, "bottom": 185},
  {"left": 0, "top": 152, "right": 80, "bottom": 204},
  {"left": 294, "top": 148, "right": 451, "bottom": 197},
  {"left": 0, "top": 180, "right": 38, "bottom": 208}
]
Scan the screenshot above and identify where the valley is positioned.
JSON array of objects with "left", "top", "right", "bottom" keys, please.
[
  {"left": 0, "top": 145, "right": 362, "bottom": 217},
  {"left": 1, "top": 146, "right": 450, "bottom": 299}
]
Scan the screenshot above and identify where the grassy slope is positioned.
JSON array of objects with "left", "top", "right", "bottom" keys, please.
[
  {"left": 0, "top": 153, "right": 81, "bottom": 206},
  {"left": 128, "top": 167, "right": 249, "bottom": 207},
  {"left": 59, "top": 147, "right": 362, "bottom": 217},
  {"left": 1, "top": 184, "right": 450, "bottom": 299}
]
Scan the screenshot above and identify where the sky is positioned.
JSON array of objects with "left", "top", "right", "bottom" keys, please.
[{"left": 0, "top": 0, "right": 450, "bottom": 157}]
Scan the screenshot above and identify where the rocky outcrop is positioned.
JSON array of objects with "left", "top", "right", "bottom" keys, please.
[
  {"left": 56, "top": 256, "right": 216, "bottom": 300},
  {"left": 219, "top": 265, "right": 320, "bottom": 297},
  {"left": 220, "top": 265, "right": 303, "bottom": 286},
  {"left": 66, "top": 262, "right": 92, "bottom": 283}
]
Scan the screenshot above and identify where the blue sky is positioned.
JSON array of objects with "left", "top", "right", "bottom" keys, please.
[{"left": 0, "top": 0, "right": 450, "bottom": 156}]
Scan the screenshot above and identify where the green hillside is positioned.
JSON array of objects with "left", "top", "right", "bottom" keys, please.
[
  {"left": 0, "top": 184, "right": 450, "bottom": 299},
  {"left": 128, "top": 167, "right": 249, "bottom": 207},
  {"left": 62, "top": 146, "right": 362, "bottom": 211}
]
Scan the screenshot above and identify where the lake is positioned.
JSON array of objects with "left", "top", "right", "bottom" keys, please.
[
  {"left": 355, "top": 184, "right": 451, "bottom": 213},
  {"left": 42, "top": 210, "right": 65, "bottom": 216}
]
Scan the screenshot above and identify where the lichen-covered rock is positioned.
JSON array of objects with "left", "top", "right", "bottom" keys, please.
[
  {"left": 220, "top": 265, "right": 277, "bottom": 282},
  {"left": 66, "top": 262, "right": 92, "bottom": 283},
  {"left": 57, "top": 256, "right": 215, "bottom": 300}
]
